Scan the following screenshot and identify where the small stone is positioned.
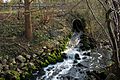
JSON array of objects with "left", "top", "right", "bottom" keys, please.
[
  {"left": 2, "top": 59, "right": 7, "bottom": 65},
  {"left": 5, "top": 55, "right": 9, "bottom": 60},
  {"left": 86, "top": 52, "right": 90, "bottom": 56},
  {"left": 0, "top": 57, "right": 2, "bottom": 63},
  {"left": 43, "top": 46, "right": 47, "bottom": 49},
  {"left": 9, "top": 64, "right": 17, "bottom": 70},
  {"left": 83, "top": 52, "right": 86, "bottom": 55},
  {"left": 16, "top": 55, "right": 26, "bottom": 63},
  {"left": 33, "top": 54, "right": 37, "bottom": 58},
  {"left": 62, "top": 53, "right": 67, "bottom": 59},
  {"left": 26, "top": 55, "right": 31, "bottom": 59},
  {"left": 0, "top": 64, "right": 3, "bottom": 70},
  {"left": 77, "top": 63, "right": 87, "bottom": 68},
  {"left": 74, "top": 78, "right": 79, "bottom": 80},
  {"left": 29, "top": 62, "right": 34, "bottom": 66},
  {"left": 75, "top": 54, "right": 81, "bottom": 60},
  {"left": 83, "top": 52, "right": 90, "bottom": 56},
  {"left": 3, "top": 65, "right": 9, "bottom": 71},
  {"left": 80, "top": 46, "right": 86, "bottom": 51},
  {"left": 17, "top": 68, "right": 22, "bottom": 73},
  {"left": 19, "top": 63, "right": 25, "bottom": 68},
  {"left": 12, "top": 58, "right": 16, "bottom": 64},
  {"left": 73, "top": 60, "right": 78, "bottom": 63},
  {"left": 82, "top": 56, "right": 87, "bottom": 59}
]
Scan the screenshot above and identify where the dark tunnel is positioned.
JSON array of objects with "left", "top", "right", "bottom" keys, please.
[{"left": 72, "top": 19, "right": 85, "bottom": 33}]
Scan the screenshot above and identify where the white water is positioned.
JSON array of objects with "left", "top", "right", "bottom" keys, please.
[{"left": 36, "top": 32, "right": 112, "bottom": 80}]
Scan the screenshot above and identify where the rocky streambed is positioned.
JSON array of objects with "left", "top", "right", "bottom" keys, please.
[
  {"left": 35, "top": 32, "right": 113, "bottom": 80},
  {"left": 0, "top": 30, "right": 113, "bottom": 80}
]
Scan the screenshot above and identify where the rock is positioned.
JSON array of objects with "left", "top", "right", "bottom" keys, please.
[
  {"left": 82, "top": 56, "right": 87, "bottom": 59},
  {"left": 3, "top": 65, "right": 9, "bottom": 71},
  {"left": 86, "top": 52, "right": 90, "bottom": 56},
  {"left": 0, "top": 64, "right": 3, "bottom": 70},
  {"left": 62, "top": 53, "right": 67, "bottom": 59},
  {"left": 17, "top": 68, "right": 22, "bottom": 73},
  {"left": 77, "top": 63, "right": 87, "bottom": 68},
  {"left": 19, "top": 63, "right": 25, "bottom": 68},
  {"left": 12, "top": 58, "right": 16, "bottom": 64},
  {"left": 74, "top": 78, "right": 79, "bottom": 80},
  {"left": 10, "top": 64, "right": 17, "bottom": 70},
  {"left": 83, "top": 52, "right": 87, "bottom": 55},
  {"left": 0, "top": 57, "right": 2, "bottom": 63},
  {"left": 33, "top": 54, "right": 37, "bottom": 58},
  {"left": 75, "top": 54, "right": 81, "bottom": 60},
  {"left": 16, "top": 55, "right": 26, "bottom": 63},
  {"left": 26, "top": 55, "right": 31, "bottom": 59},
  {"left": 73, "top": 60, "right": 78, "bottom": 63},
  {"left": 2, "top": 59, "right": 7, "bottom": 65},
  {"left": 80, "top": 46, "right": 86, "bottom": 51},
  {"left": 46, "top": 66, "right": 54, "bottom": 71},
  {"left": 83, "top": 52, "right": 90, "bottom": 56},
  {"left": 5, "top": 55, "right": 9, "bottom": 60}
]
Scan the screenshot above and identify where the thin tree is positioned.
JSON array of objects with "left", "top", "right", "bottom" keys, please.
[{"left": 24, "top": 0, "right": 34, "bottom": 40}]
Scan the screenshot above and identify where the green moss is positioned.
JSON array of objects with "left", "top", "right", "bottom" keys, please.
[
  {"left": 45, "top": 60, "right": 49, "bottom": 65},
  {"left": 21, "top": 71, "right": 32, "bottom": 80},
  {"left": 50, "top": 53, "right": 57, "bottom": 60},
  {"left": 40, "top": 61, "right": 48, "bottom": 67},
  {"left": 57, "top": 55, "right": 63, "bottom": 62},
  {"left": 47, "top": 56, "right": 56, "bottom": 64}
]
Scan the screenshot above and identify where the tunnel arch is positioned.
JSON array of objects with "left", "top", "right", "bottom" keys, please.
[{"left": 72, "top": 18, "right": 85, "bottom": 33}]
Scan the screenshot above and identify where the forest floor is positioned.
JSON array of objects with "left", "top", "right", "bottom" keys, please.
[{"left": 0, "top": 12, "right": 72, "bottom": 79}]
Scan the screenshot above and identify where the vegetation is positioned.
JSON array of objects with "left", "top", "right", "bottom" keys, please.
[{"left": 0, "top": 0, "right": 120, "bottom": 80}]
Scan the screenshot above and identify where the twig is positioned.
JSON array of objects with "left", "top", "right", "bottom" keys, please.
[
  {"left": 97, "top": 0, "right": 107, "bottom": 11},
  {"left": 15, "top": 42, "right": 29, "bottom": 53}
]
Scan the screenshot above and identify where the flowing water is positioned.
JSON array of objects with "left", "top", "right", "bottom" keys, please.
[{"left": 36, "top": 32, "right": 112, "bottom": 80}]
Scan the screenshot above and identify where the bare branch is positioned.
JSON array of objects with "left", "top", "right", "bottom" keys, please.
[
  {"left": 85, "top": 0, "right": 112, "bottom": 46},
  {"left": 97, "top": 0, "right": 107, "bottom": 11}
]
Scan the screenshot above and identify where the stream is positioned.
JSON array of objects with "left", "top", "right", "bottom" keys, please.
[{"left": 35, "top": 31, "right": 112, "bottom": 80}]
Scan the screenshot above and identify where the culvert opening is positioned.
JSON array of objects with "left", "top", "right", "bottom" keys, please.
[{"left": 72, "top": 19, "right": 85, "bottom": 33}]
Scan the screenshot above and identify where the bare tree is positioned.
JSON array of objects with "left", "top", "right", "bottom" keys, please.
[{"left": 24, "top": 0, "right": 34, "bottom": 40}]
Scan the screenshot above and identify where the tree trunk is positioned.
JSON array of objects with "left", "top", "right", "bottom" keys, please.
[{"left": 24, "top": 0, "right": 32, "bottom": 40}]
